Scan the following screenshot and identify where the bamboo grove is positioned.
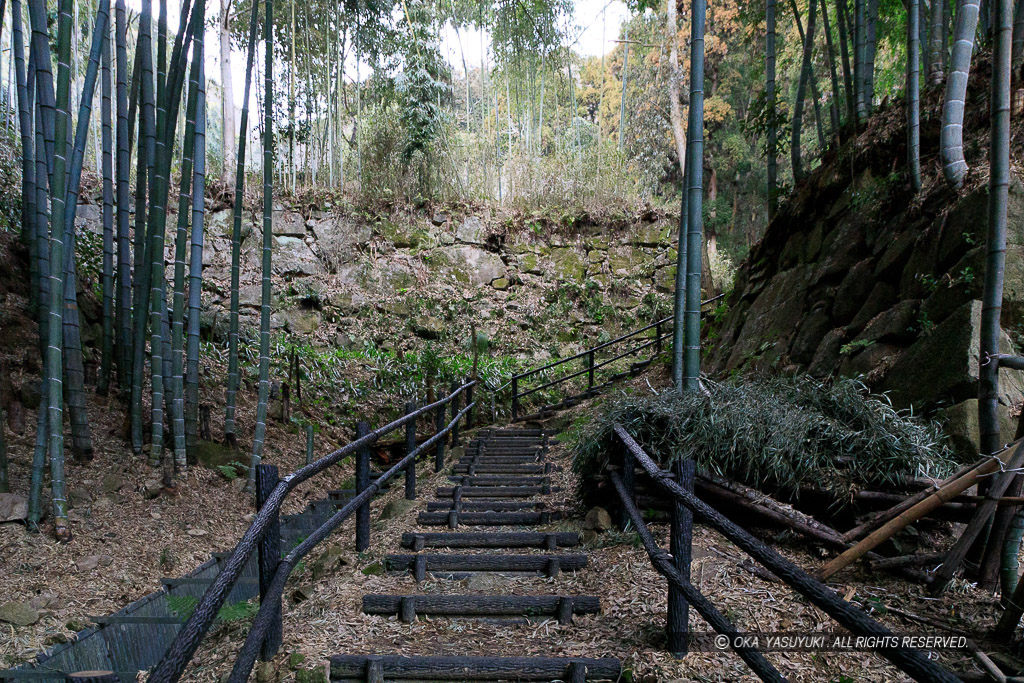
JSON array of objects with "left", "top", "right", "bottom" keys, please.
[{"left": 2, "top": 0, "right": 276, "bottom": 541}]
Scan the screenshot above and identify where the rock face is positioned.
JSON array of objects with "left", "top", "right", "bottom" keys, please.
[
  {"left": 708, "top": 165, "right": 1024, "bottom": 453},
  {"left": 73, "top": 200, "right": 680, "bottom": 363},
  {"left": 0, "top": 493, "right": 28, "bottom": 523}
]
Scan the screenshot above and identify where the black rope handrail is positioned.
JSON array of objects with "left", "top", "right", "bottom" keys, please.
[
  {"left": 609, "top": 471, "right": 787, "bottom": 682},
  {"left": 147, "top": 381, "right": 476, "bottom": 683},
  {"left": 611, "top": 424, "right": 963, "bottom": 683},
  {"left": 513, "top": 293, "right": 725, "bottom": 381},
  {"left": 226, "top": 400, "right": 475, "bottom": 683}
]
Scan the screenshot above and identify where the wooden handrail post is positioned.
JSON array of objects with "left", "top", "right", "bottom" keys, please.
[
  {"left": 668, "top": 458, "right": 695, "bottom": 657},
  {"left": 305, "top": 425, "right": 314, "bottom": 466},
  {"left": 511, "top": 376, "right": 519, "bottom": 421},
  {"left": 404, "top": 401, "right": 417, "bottom": 500},
  {"left": 355, "top": 420, "right": 371, "bottom": 552},
  {"left": 434, "top": 401, "right": 446, "bottom": 473},
  {"left": 655, "top": 321, "right": 662, "bottom": 355},
  {"left": 255, "top": 464, "right": 282, "bottom": 660},
  {"left": 465, "top": 377, "right": 474, "bottom": 428},
  {"left": 587, "top": 350, "right": 595, "bottom": 391},
  {"left": 450, "top": 382, "right": 461, "bottom": 448}
]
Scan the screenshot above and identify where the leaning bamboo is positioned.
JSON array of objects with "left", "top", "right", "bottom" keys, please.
[
  {"left": 930, "top": 434, "right": 1024, "bottom": 593},
  {"left": 841, "top": 460, "right": 979, "bottom": 542},
  {"left": 820, "top": 438, "right": 1024, "bottom": 580}
]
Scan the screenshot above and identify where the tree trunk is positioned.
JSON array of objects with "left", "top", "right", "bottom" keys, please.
[
  {"left": 130, "top": 0, "right": 155, "bottom": 456},
  {"left": 863, "top": 0, "right": 878, "bottom": 115},
  {"left": 855, "top": 0, "right": 866, "bottom": 121},
  {"left": 930, "top": 0, "right": 948, "bottom": 82},
  {"left": 99, "top": 25, "right": 114, "bottom": 396},
  {"left": 47, "top": 0, "right": 74, "bottom": 542},
  {"left": 980, "top": 0, "right": 1012, "bottom": 466},
  {"left": 250, "top": 0, "right": 274, "bottom": 489},
  {"left": 219, "top": 0, "right": 234, "bottom": 185},
  {"left": 667, "top": 0, "right": 688, "bottom": 388},
  {"left": 224, "top": 0, "right": 260, "bottom": 448},
  {"left": 909, "top": 0, "right": 923, "bottom": 192},
  {"left": 941, "top": 0, "right": 981, "bottom": 188},
  {"left": 186, "top": 57, "right": 206, "bottom": 454},
  {"left": 618, "top": 22, "right": 629, "bottom": 152},
  {"left": 835, "top": 0, "right": 856, "bottom": 126},
  {"left": 766, "top": 0, "right": 778, "bottom": 218},
  {"left": 683, "top": 0, "right": 706, "bottom": 391},
  {"left": 114, "top": 0, "right": 131, "bottom": 390},
  {"left": 171, "top": 0, "right": 203, "bottom": 470},
  {"left": 791, "top": 0, "right": 818, "bottom": 181},
  {"left": 1013, "top": 0, "right": 1024, "bottom": 69},
  {"left": 821, "top": 0, "right": 843, "bottom": 133},
  {"left": 666, "top": 0, "right": 686, "bottom": 170}
]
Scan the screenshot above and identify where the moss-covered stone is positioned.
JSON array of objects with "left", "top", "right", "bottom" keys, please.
[
  {"left": 551, "top": 247, "right": 586, "bottom": 282},
  {"left": 193, "top": 440, "right": 240, "bottom": 470}
]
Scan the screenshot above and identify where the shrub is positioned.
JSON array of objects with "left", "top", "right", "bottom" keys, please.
[{"left": 570, "top": 375, "right": 956, "bottom": 503}]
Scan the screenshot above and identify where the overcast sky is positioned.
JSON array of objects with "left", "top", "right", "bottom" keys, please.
[{"left": 197, "top": 0, "right": 630, "bottom": 111}]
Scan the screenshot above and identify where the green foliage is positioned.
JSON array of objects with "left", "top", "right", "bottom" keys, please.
[
  {"left": 570, "top": 376, "right": 957, "bottom": 502},
  {"left": 166, "top": 595, "right": 257, "bottom": 623},
  {"left": 839, "top": 339, "right": 875, "bottom": 355}
]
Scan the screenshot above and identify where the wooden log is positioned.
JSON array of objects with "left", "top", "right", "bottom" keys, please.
[
  {"left": 404, "top": 400, "right": 417, "bottom": 500},
  {"left": 355, "top": 421, "right": 371, "bottom": 552},
  {"left": 384, "top": 553, "right": 587, "bottom": 573},
  {"left": 400, "top": 532, "right": 580, "bottom": 549},
  {"left": 668, "top": 459, "right": 694, "bottom": 656},
  {"left": 436, "top": 486, "right": 556, "bottom": 498},
  {"left": 69, "top": 672, "right": 119, "bottom": 683},
  {"left": 360, "top": 594, "right": 601, "bottom": 617},
  {"left": 458, "top": 455, "right": 541, "bottom": 464},
  {"left": 425, "top": 501, "right": 545, "bottom": 512},
  {"left": 841, "top": 461, "right": 985, "bottom": 542},
  {"left": 696, "top": 479, "right": 846, "bottom": 548},
  {"left": 451, "top": 464, "right": 553, "bottom": 474},
  {"left": 255, "top": 464, "right": 282, "bottom": 660},
  {"left": 698, "top": 474, "right": 844, "bottom": 543},
  {"left": 869, "top": 552, "right": 945, "bottom": 571},
  {"left": 417, "top": 511, "right": 561, "bottom": 526},
  {"left": 448, "top": 475, "right": 550, "bottom": 486},
  {"left": 819, "top": 439, "right": 1024, "bottom": 580},
  {"left": 330, "top": 655, "right": 621, "bottom": 681},
  {"left": 930, "top": 443, "right": 1024, "bottom": 593}
]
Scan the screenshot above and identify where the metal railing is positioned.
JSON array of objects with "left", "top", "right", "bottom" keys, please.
[
  {"left": 609, "top": 425, "right": 963, "bottom": 683},
  {"left": 510, "top": 294, "right": 724, "bottom": 421},
  {"left": 147, "top": 380, "right": 476, "bottom": 683}
]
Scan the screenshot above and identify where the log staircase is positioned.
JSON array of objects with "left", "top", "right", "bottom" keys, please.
[{"left": 330, "top": 427, "right": 621, "bottom": 682}]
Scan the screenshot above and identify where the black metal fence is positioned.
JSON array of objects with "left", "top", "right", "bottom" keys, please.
[
  {"left": 609, "top": 425, "right": 964, "bottom": 683},
  {"left": 146, "top": 380, "right": 477, "bottom": 683},
  {"left": 510, "top": 294, "right": 724, "bottom": 421}
]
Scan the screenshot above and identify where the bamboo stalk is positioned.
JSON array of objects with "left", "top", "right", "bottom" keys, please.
[
  {"left": 841, "top": 460, "right": 981, "bottom": 542},
  {"left": 820, "top": 439, "right": 1024, "bottom": 580},
  {"left": 931, "top": 442, "right": 1024, "bottom": 593}
]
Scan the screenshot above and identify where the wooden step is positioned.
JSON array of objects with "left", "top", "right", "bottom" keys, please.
[
  {"left": 384, "top": 553, "right": 586, "bottom": 580},
  {"left": 448, "top": 475, "right": 551, "bottom": 487},
  {"left": 425, "top": 500, "right": 545, "bottom": 512},
  {"left": 451, "top": 464, "right": 556, "bottom": 475},
  {"left": 401, "top": 532, "right": 579, "bottom": 550},
  {"left": 457, "top": 456, "right": 541, "bottom": 465},
  {"left": 361, "top": 594, "right": 600, "bottom": 623},
  {"left": 329, "top": 655, "right": 620, "bottom": 682},
  {"left": 436, "top": 486, "right": 557, "bottom": 498},
  {"left": 417, "top": 511, "right": 562, "bottom": 527}
]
